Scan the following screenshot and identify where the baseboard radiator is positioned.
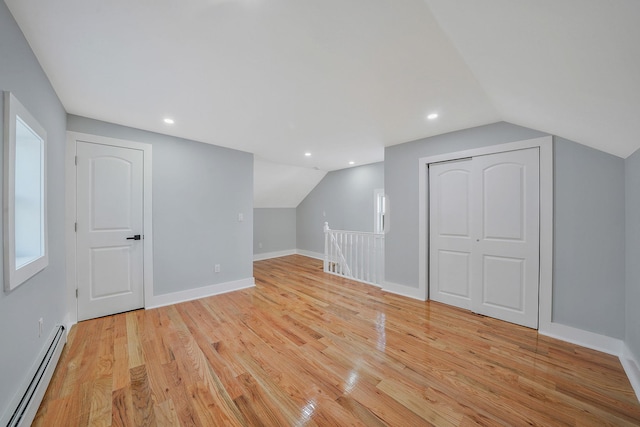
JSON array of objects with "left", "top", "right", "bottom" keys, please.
[{"left": 6, "top": 325, "right": 66, "bottom": 427}]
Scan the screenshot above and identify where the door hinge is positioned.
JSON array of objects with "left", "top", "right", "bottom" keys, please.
[
  {"left": 75, "top": 155, "right": 77, "bottom": 165},
  {"left": 75, "top": 289, "right": 78, "bottom": 298},
  {"left": 74, "top": 222, "right": 77, "bottom": 232}
]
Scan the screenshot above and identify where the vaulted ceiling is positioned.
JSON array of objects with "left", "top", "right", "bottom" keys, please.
[{"left": 6, "top": 0, "right": 640, "bottom": 207}]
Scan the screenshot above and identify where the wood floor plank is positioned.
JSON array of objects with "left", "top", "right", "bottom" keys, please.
[
  {"left": 112, "top": 316, "right": 131, "bottom": 391},
  {"left": 152, "top": 398, "right": 180, "bottom": 426},
  {"left": 162, "top": 360, "right": 203, "bottom": 427},
  {"left": 125, "top": 311, "right": 145, "bottom": 369},
  {"left": 112, "top": 386, "right": 134, "bottom": 427},
  {"left": 130, "top": 365, "right": 156, "bottom": 426},
  {"left": 35, "top": 255, "right": 640, "bottom": 426}
]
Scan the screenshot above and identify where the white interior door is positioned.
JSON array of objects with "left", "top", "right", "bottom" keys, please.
[
  {"left": 429, "top": 148, "right": 540, "bottom": 328},
  {"left": 471, "top": 148, "right": 539, "bottom": 328},
  {"left": 429, "top": 158, "right": 474, "bottom": 310},
  {"left": 76, "top": 141, "right": 144, "bottom": 321}
]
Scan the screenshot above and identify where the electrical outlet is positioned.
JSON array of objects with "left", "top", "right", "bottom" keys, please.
[
  {"left": 215, "top": 264, "right": 221, "bottom": 273},
  {"left": 38, "top": 318, "right": 43, "bottom": 337},
  {"left": 238, "top": 213, "right": 244, "bottom": 222},
  {"left": 258, "top": 242, "right": 263, "bottom": 249}
]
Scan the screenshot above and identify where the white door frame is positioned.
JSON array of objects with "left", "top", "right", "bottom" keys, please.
[
  {"left": 65, "top": 131, "right": 153, "bottom": 326},
  {"left": 418, "top": 136, "right": 553, "bottom": 331}
]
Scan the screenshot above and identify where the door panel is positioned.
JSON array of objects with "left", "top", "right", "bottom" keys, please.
[
  {"left": 437, "top": 250, "right": 470, "bottom": 298},
  {"left": 91, "top": 157, "right": 133, "bottom": 230},
  {"left": 471, "top": 148, "right": 539, "bottom": 328},
  {"left": 482, "top": 163, "right": 524, "bottom": 241},
  {"left": 91, "top": 247, "right": 134, "bottom": 298},
  {"left": 438, "top": 169, "right": 471, "bottom": 237},
  {"left": 429, "top": 159, "right": 473, "bottom": 309},
  {"left": 77, "top": 141, "right": 144, "bottom": 321},
  {"left": 482, "top": 255, "right": 524, "bottom": 311}
]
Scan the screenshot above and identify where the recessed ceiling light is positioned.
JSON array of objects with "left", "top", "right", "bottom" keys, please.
[
  {"left": 163, "top": 118, "right": 175, "bottom": 125},
  {"left": 349, "top": 161, "right": 355, "bottom": 165},
  {"left": 427, "top": 113, "right": 438, "bottom": 120},
  {"left": 305, "top": 152, "right": 312, "bottom": 157}
]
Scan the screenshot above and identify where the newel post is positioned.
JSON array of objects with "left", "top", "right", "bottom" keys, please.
[{"left": 323, "top": 222, "right": 330, "bottom": 272}]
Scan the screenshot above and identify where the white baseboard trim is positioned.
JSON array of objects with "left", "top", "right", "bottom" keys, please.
[
  {"left": 295, "top": 249, "right": 324, "bottom": 261},
  {"left": 62, "top": 312, "right": 76, "bottom": 335},
  {"left": 253, "top": 249, "right": 297, "bottom": 261},
  {"left": 382, "top": 281, "right": 427, "bottom": 301},
  {"left": 147, "top": 277, "right": 255, "bottom": 309},
  {"left": 538, "top": 322, "right": 623, "bottom": 356},
  {"left": 252, "top": 249, "right": 324, "bottom": 261},
  {"left": 621, "top": 344, "right": 640, "bottom": 402}
]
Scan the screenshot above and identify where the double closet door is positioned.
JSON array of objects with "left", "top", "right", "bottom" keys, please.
[{"left": 429, "top": 148, "right": 539, "bottom": 328}]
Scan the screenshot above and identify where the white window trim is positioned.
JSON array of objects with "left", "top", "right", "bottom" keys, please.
[
  {"left": 373, "top": 188, "right": 385, "bottom": 234},
  {"left": 3, "top": 92, "right": 48, "bottom": 291}
]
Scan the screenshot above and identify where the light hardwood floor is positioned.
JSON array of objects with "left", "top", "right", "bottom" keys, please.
[{"left": 35, "top": 255, "right": 640, "bottom": 426}]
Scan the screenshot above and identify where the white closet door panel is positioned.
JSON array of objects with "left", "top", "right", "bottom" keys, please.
[
  {"left": 482, "top": 163, "right": 525, "bottom": 241},
  {"left": 437, "top": 250, "right": 470, "bottom": 298},
  {"left": 482, "top": 255, "right": 524, "bottom": 311},
  {"left": 438, "top": 169, "right": 471, "bottom": 237},
  {"left": 429, "top": 159, "right": 473, "bottom": 309},
  {"left": 471, "top": 148, "right": 539, "bottom": 328}
]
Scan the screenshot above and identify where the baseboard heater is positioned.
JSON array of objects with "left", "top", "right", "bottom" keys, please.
[{"left": 6, "top": 325, "right": 66, "bottom": 427}]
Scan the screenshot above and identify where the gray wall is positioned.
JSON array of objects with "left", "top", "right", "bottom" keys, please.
[
  {"left": 553, "top": 138, "right": 625, "bottom": 338},
  {"left": 254, "top": 208, "right": 296, "bottom": 255},
  {"left": 297, "top": 162, "right": 384, "bottom": 255},
  {"left": 0, "top": 3, "right": 68, "bottom": 418},
  {"left": 384, "top": 122, "right": 626, "bottom": 338},
  {"left": 67, "top": 116, "right": 254, "bottom": 295},
  {"left": 626, "top": 148, "right": 640, "bottom": 358}
]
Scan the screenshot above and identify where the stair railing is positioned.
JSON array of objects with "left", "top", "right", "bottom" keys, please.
[{"left": 323, "top": 222, "right": 384, "bottom": 286}]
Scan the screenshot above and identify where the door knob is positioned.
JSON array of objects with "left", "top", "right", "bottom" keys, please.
[{"left": 126, "top": 234, "right": 141, "bottom": 240}]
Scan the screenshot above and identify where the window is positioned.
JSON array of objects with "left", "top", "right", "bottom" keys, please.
[
  {"left": 374, "top": 189, "right": 385, "bottom": 234},
  {"left": 3, "top": 92, "right": 48, "bottom": 291}
]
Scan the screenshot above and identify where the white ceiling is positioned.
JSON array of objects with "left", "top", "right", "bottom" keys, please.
[
  {"left": 426, "top": 0, "right": 640, "bottom": 158},
  {"left": 253, "top": 157, "right": 326, "bottom": 208},
  {"left": 6, "top": 0, "right": 640, "bottom": 205}
]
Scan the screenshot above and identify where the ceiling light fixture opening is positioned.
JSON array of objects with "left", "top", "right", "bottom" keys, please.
[
  {"left": 163, "top": 117, "right": 175, "bottom": 125},
  {"left": 349, "top": 161, "right": 355, "bottom": 165},
  {"left": 427, "top": 113, "right": 439, "bottom": 120},
  {"left": 305, "top": 152, "right": 312, "bottom": 157}
]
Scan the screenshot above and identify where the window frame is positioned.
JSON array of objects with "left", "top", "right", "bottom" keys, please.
[
  {"left": 374, "top": 188, "right": 385, "bottom": 234},
  {"left": 3, "top": 92, "right": 48, "bottom": 291}
]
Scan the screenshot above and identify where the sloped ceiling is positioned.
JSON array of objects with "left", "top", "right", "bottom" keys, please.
[
  {"left": 425, "top": 0, "right": 640, "bottom": 158},
  {"left": 5, "top": 0, "right": 640, "bottom": 205},
  {"left": 254, "top": 157, "right": 326, "bottom": 208}
]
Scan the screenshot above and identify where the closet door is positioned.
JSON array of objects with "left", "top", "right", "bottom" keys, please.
[
  {"left": 429, "top": 158, "right": 474, "bottom": 310},
  {"left": 429, "top": 148, "right": 539, "bottom": 328},
  {"left": 471, "top": 148, "right": 539, "bottom": 328}
]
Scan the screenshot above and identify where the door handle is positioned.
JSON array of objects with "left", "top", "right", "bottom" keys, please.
[{"left": 126, "top": 235, "right": 141, "bottom": 241}]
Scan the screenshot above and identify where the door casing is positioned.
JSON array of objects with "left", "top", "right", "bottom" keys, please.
[{"left": 65, "top": 131, "right": 153, "bottom": 326}]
